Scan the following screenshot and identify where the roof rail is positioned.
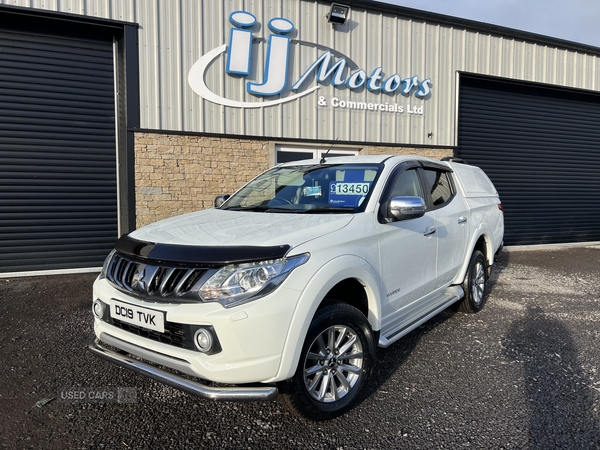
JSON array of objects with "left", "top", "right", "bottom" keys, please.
[{"left": 441, "top": 156, "right": 468, "bottom": 164}]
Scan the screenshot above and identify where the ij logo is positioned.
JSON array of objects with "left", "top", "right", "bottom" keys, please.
[{"left": 188, "top": 11, "right": 432, "bottom": 109}]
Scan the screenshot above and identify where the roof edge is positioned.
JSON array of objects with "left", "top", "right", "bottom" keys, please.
[{"left": 343, "top": 0, "right": 600, "bottom": 56}]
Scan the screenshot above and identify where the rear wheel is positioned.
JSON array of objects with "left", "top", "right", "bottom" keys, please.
[
  {"left": 458, "top": 250, "right": 488, "bottom": 313},
  {"left": 279, "top": 303, "right": 375, "bottom": 421}
]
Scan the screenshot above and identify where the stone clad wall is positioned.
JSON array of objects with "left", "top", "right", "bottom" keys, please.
[
  {"left": 134, "top": 132, "right": 452, "bottom": 228},
  {"left": 134, "top": 133, "right": 271, "bottom": 227}
]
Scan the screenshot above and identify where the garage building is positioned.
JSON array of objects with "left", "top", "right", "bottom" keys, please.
[{"left": 1, "top": 0, "right": 599, "bottom": 276}]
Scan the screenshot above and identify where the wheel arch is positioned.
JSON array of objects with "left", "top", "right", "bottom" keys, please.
[
  {"left": 455, "top": 230, "right": 494, "bottom": 285},
  {"left": 318, "top": 279, "right": 369, "bottom": 318},
  {"left": 473, "top": 234, "right": 491, "bottom": 264},
  {"left": 272, "top": 255, "right": 383, "bottom": 382}
]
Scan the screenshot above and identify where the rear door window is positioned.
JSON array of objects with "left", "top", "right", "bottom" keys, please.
[{"left": 421, "top": 169, "right": 454, "bottom": 207}]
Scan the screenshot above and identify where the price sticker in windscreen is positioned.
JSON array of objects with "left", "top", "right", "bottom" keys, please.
[{"left": 329, "top": 182, "right": 371, "bottom": 207}]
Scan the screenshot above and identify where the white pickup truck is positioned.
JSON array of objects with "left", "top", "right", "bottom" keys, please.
[{"left": 89, "top": 155, "right": 504, "bottom": 420}]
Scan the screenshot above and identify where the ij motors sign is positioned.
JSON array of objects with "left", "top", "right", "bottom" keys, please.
[{"left": 188, "top": 10, "right": 432, "bottom": 114}]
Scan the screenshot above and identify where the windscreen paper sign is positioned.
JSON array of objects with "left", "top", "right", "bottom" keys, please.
[{"left": 328, "top": 182, "right": 371, "bottom": 207}]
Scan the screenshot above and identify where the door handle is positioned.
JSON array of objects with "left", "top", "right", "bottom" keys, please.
[
  {"left": 424, "top": 226, "right": 436, "bottom": 236},
  {"left": 458, "top": 216, "right": 467, "bottom": 224}
]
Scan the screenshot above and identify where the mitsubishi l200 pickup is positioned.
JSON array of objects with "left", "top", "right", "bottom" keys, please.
[{"left": 89, "top": 155, "right": 504, "bottom": 420}]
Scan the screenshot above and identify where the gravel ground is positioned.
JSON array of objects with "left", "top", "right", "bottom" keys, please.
[{"left": 0, "top": 246, "right": 599, "bottom": 449}]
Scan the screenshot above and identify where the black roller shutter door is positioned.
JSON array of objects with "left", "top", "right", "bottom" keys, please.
[
  {"left": 457, "top": 75, "right": 600, "bottom": 246},
  {"left": 0, "top": 28, "right": 117, "bottom": 272}
]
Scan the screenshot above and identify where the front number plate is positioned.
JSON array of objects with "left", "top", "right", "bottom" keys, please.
[{"left": 110, "top": 300, "right": 165, "bottom": 333}]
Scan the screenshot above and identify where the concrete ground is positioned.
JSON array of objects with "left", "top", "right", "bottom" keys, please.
[{"left": 0, "top": 246, "right": 599, "bottom": 449}]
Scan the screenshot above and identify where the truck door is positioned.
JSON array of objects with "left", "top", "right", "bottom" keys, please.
[
  {"left": 420, "top": 167, "right": 468, "bottom": 287},
  {"left": 376, "top": 166, "right": 437, "bottom": 332}
]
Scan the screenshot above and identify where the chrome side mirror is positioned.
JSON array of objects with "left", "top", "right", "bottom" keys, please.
[
  {"left": 214, "top": 194, "right": 231, "bottom": 208},
  {"left": 389, "top": 196, "right": 426, "bottom": 221}
]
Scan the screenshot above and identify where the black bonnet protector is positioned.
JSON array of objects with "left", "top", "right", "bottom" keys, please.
[{"left": 114, "top": 235, "right": 291, "bottom": 267}]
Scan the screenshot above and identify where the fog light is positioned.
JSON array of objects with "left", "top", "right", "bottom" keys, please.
[
  {"left": 93, "top": 299, "right": 106, "bottom": 319},
  {"left": 194, "top": 328, "right": 214, "bottom": 353}
]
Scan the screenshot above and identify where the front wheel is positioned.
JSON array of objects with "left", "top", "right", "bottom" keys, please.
[
  {"left": 458, "top": 249, "right": 488, "bottom": 313},
  {"left": 279, "top": 303, "right": 376, "bottom": 421}
]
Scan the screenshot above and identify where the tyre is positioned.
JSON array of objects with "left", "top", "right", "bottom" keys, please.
[
  {"left": 458, "top": 249, "right": 488, "bottom": 313},
  {"left": 279, "top": 303, "right": 376, "bottom": 421}
]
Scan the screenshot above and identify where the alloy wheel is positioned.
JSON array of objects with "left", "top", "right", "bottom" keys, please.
[{"left": 302, "top": 325, "right": 364, "bottom": 403}]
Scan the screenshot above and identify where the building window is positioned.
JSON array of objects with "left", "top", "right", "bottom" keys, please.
[{"left": 276, "top": 145, "right": 359, "bottom": 163}]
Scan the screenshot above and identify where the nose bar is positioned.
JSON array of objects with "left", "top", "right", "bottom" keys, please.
[{"left": 88, "top": 336, "right": 279, "bottom": 402}]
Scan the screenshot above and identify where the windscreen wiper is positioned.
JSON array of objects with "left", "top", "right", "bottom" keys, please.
[
  {"left": 298, "top": 207, "right": 355, "bottom": 214},
  {"left": 223, "top": 205, "right": 294, "bottom": 213}
]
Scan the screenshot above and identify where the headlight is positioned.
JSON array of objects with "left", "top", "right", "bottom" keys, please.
[
  {"left": 98, "top": 249, "right": 116, "bottom": 280},
  {"left": 197, "top": 254, "right": 309, "bottom": 308}
]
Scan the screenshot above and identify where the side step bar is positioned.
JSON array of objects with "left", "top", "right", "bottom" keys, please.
[
  {"left": 378, "top": 285, "right": 464, "bottom": 348},
  {"left": 88, "top": 337, "right": 278, "bottom": 402}
]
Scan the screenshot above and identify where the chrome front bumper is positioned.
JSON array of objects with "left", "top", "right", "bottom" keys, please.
[{"left": 87, "top": 336, "right": 279, "bottom": 402}]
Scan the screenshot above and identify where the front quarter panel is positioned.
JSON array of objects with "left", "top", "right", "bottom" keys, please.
[{"left": 272, "top": 254, "right": 383, "bottom": 382}]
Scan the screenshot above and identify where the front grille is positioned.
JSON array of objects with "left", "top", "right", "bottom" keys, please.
[{"left": 105, "top": 252, "right": 210, "bottom": 301}]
